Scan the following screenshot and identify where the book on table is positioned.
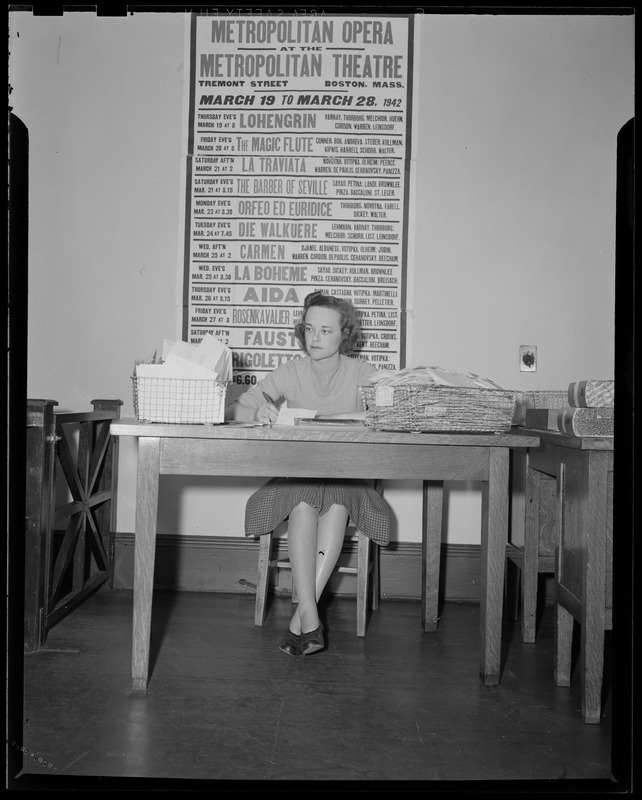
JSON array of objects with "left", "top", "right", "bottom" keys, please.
[
  {"left": 567, "top": 380, "right": 614, "bottom": 408},
  {"left": 525, "top": 407, "right": 614, "bottom": 437}
]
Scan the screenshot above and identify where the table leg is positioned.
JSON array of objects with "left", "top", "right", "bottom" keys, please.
[
  {"left": 132, "top": 437, "right": 160, "bottom": 692},
  {"left": 579, "top": 454, "right": 608, "bottom": 724},
  {"left": 479, "top": 448, "right": 509, "bottom": 685},
  {"left": 422, "top": 481, "right": 443, "bottom": 632},
  {"left": 522, "top": 461, "right": 541, "bottom": 643}
]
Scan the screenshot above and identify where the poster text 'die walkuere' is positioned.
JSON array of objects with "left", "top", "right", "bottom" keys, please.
[{"left": 184, "top": 13, "right": 414, "bottom": 394}]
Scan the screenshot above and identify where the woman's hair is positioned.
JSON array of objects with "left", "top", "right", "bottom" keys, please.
[{"left": 293, "top": 291, "right": 362, "bottom": 355}]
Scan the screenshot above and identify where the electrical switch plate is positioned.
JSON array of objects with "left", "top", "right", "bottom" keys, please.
[{"left": 520, "top": 345, "right": 537, "bottom": 372}]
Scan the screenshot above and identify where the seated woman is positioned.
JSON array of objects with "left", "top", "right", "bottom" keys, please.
[{"left": 227, "top": 290, "right": 392, "bottom": 656}]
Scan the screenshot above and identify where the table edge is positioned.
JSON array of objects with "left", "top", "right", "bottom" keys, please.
[{"left": 110, "top": 418, "right": 540, "bottom": 447}]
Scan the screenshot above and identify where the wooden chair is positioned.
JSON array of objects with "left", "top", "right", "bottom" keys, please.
[
  {"left": 506, "top": 450, "right": 557, "bottom": 642},
  {"left": 254, "top": 525, "right": 380, "bottom": 637}
]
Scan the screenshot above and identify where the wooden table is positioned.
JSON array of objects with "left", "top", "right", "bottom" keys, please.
[
  {"left": 512, "top": 428, "right": 613, "bottom": 723},
  {"left": 110, "top": 419, "right": 539, "bottom": 692}
]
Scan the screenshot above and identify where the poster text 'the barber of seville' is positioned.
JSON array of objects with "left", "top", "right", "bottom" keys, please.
[{"left": 185, "top": 14, "right": 413, "bottom": 389}]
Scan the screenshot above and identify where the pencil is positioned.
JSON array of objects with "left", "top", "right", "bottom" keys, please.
[{"left": 262, "top": 392, "right": 274, "bottom": 426}]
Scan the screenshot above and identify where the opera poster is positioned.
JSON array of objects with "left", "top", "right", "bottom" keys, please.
[{"left": 183, "top": 12, "right": 415, "bottom": 396}]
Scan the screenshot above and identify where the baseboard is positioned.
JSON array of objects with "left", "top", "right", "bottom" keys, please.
[{"left": 112, "top": 533, "right": 555, "bottom": 604}]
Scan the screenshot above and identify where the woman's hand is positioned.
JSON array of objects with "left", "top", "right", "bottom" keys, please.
[{"left": 256, "top": 400, "right": 279, "bottom": 425}]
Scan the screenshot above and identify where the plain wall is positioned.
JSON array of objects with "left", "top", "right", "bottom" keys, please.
[{"left": 9, "top": 10, "right": 634, "bottom": 544}]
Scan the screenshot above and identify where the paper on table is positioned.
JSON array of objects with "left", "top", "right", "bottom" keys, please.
[
  {"left": 195, "top": 333, "right": 233, "bottom": 381},
  {"left": 166, "top": 349, "right": 213, "bottom": 370},
  {"left": 158, "top": 334, "right": 233, "bottom": 381},
  {"left": 162, "top": 339, "right": 194, "bottom": 363},
  {"left": 164, "top": 353, "right": 219, "bottom": 377},
  {"left": 276, "top": 407, "right": 317, "bottom": 426},
  {"left": 367, "top": 366, "right": 506, "bottom": 390},
  {"left": 135, "top": 362, "right": 215, "bottom": 379}
]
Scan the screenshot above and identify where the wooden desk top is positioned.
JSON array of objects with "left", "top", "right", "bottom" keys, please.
[
  {"left": 511, "top": 426, "right": 613, "bottom": 451},
  {"left": 111, "top": 418, "right": 540, "bottom": 448}
]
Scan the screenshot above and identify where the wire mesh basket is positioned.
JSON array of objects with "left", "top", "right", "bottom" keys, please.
[
  {"left": 359, "top": 384, "right": 517, "bottom": 433},
  {"left": 132, "top": 376, "right": 227, "bottom": 424}
]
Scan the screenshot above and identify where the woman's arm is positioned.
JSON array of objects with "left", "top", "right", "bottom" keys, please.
[
  {"left": 226, "top": 398, "right": 260, "bottom": 422},
  {"left": 225, "top": 374, "right": 285, "bottom": 422}
]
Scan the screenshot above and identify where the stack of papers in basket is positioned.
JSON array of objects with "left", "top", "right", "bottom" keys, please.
[
  {"left": 366, "top": 367, "right": 506, "bottom": 389},
  {"left": 135, "top": 334, "right": 233, "bottom": 381}
]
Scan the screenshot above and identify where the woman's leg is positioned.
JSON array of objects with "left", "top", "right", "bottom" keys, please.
[
  {"left": 315, "top": 504, "right": 349, "bottom": 595},
  {"left": 286, "top": 502, "right": 321, "bottom": 634},
  {"left": 288, "top": 503, "right": 348, "bottom": 634}
]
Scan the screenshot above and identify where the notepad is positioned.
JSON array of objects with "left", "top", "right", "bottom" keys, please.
[
  {"left": 275, "top": 407, "right": 317, "bottom": 426},
  {"left": 294, "top": 417, "right": 366, "bottom": 427}
]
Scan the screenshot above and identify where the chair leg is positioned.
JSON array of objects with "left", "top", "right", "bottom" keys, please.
[
  {"left": 256, "top": 527, "right": 379, "bottom": 636},
  {"left": 356, "top": 532, "right": 371, "bottom": 637},
  {"left": 371, "top": 542, "right": 380, "bottom": 611},
  {"left": 254, "top": 532, "right": 273, "bottom": 627}
]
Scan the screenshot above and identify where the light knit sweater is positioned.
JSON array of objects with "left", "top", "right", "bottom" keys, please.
[{"left": 232, "top": 354, "right": 379, "bottom": 417}]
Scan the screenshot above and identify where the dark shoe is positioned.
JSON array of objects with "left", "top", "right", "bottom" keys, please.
[
  {"left": 300, "top": 623, "right": 325, "bottom": 655},
  {"left": 278, "top": 629, "right": 301, "bottom": 657}
]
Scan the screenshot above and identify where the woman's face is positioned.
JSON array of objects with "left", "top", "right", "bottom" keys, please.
[{"left": 303, "top": 306, "right": 344, "bottom": 362}]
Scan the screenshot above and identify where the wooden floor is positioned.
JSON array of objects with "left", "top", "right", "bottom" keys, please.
[{"left": 11, "top": 588, "right": 622, "bottom": 789}]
